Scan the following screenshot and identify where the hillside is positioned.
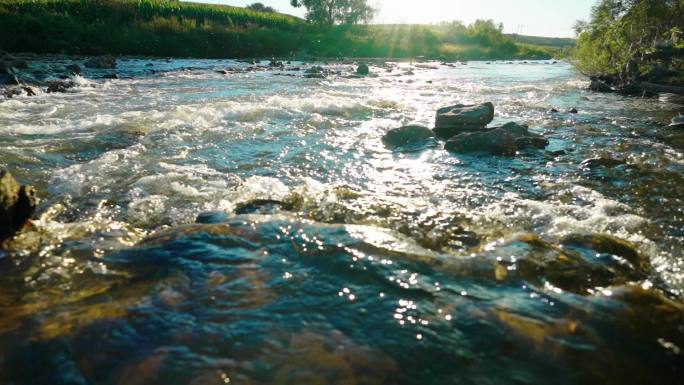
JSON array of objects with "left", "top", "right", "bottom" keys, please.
[
  {"left": 0, "top": 0, "right": 555, "bottom": 60},
  {"left": 506, "top": 34, "right": 575, "bottom": 48}
]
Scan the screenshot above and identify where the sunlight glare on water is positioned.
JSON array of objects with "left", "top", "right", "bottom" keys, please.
[{"left": 1, "top": 58, "right": 683, "bottom": 384}]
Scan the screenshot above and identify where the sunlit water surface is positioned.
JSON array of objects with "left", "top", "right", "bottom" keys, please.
[{"left": 1, "top": 58, "right": 683, "bottom": 384}]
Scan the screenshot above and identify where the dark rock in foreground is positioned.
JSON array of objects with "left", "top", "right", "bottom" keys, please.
[
  {"left": 0, "top": 170, "right": 37, "bottom": 242},
  {"left": 434, "top": 102, "right": 494, "bottom": 139},
  {"left": 382, "top": 125, "right": 435, "bottom": 149}
]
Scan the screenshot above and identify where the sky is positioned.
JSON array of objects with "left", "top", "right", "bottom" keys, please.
[{"left": 184, "top": 0, "right": 596, "bottom": 38}]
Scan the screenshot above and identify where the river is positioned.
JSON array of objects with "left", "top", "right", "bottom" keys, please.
[{"left": 1, "top": 58, "right": 683, "bottom": 384}]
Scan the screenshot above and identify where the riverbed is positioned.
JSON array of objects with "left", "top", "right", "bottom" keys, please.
[{"left": 1, "top": 58, "right": 683, "bottom": 384}]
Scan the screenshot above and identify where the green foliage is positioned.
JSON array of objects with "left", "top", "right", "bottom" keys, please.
[
  {"left": 290, "top": 0, "right": 375, "bottom": 25},
  {"left": 0, "top": 0, "right": 553, "bottom": 60},
  {"left": 573, "top": 0, "right": 684, "bottom": 77}
]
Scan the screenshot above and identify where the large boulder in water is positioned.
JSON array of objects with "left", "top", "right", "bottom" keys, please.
[
  {"left": 304, "top": 66, "right": 326, "bottom": 78},
  {"left": 46, "top": 79, "right": 76, "bottom": 93},
  {"left": 0, "top": 170, "right": 37, "bottom": 241},
  {"left": 356, "top": 63, "right": 369, "bottom": 76},
  {"left": 84, "top": 55, "right": 117, "bottom": 69},
  {"left": 382, "top": 125, "right": 435, "bottom": 149},
  {"left": 445, "top": 128, "right": 517, "bottom": 155},
  {"left": 434, "top": 102, "right": 494, "bottom": 139},
  {"left": 444, "top": 122, "right": 548, "bottom": 155}
]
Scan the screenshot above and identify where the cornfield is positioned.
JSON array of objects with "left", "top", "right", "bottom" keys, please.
[{"left": 0, "top": 0, "right": 302, "bottom": 30}]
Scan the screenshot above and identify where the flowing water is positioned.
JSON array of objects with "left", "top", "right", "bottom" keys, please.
[{"left": 1, "top": 58, "right": 683, "bottom": 384}]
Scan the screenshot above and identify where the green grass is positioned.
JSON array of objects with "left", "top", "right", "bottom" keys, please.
[{"left": 0, "top": 0, "right": 556, "bottom": 60}]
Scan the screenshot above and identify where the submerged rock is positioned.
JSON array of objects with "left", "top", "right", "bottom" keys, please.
[
  {"left": 195, "top": 211, "right": 230, "bottom": 224},
  {"left": 12, "top": 59, "right": 29, "bottom": 69},
  {"left": 669, "top": 115, "right": 684, "bottom": 129},
  {"left": 0, "top": 74, "right": 19, "bottom": 86},
  {"left": 561, "top": 233, "right": 650, "bottom": 273},
  {"left": 515, "top": 136, "right": 549, "bottom": 149},
  {"left": 0, "top": 61, "right": 15, "bottom": 75},
  {"left": 382, "top": 125, "right": 435, "bottom": 149},
  {"left": 356, "top": 63, "right": 369, "bottom": 76},
  {"left": 503, "top": 234, "right": 650, "bottom": 294},
  {"left": 65, "top": 64, "right": 81, "bottom": 75},
  {"left": 84, "top": 55, "right": 116, "bottom": 69},
  {"left": 579, "top": 157, "right": 625, "bottom": 169},
  {"left": 235, "top": 199, "right": 292, "bottom": 215},
  {"left": 0, "top": 170, "right": 37, "bottom": 241},
  {"left": 434, "top": 102, "right": 494, "bottom": 139}
]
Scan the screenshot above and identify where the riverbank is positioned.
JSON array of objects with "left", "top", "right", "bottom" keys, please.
[{"left": 0, "top": 0, "right": 555, "bottom": 61}]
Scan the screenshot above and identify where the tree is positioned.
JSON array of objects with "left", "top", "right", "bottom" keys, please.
[
  {"left": 289, "top": 0, "right": 375, "bottom": 25},
  {"left": 573, "top": 0, "right": 684, "bottom": 77},
  {"left": 247, "top": 3, "right": 276, "bottom": 13}
]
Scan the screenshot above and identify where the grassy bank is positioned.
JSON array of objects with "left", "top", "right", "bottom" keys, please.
[{"left": 0, "top": 0, "right": 556, "bottom": 60}]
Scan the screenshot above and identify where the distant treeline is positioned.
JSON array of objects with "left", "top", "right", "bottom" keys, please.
[{"left": 0, "top": 0, "right": 555, "bottom": 60}]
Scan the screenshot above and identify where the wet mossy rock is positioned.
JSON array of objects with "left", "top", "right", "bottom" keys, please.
[
  {"left": 0, "top": 170, "right": 38, "bottom": 242},
  {"left": 508, "top": 234, "right": 650, "bottom": 295},
  {"left": 382, "top": 125, "right": 435, "bottom": 149},
  {"left": 561, "top": 234, "right": 650, "bottom": 273},
  {"left": 444, "top": 122, "right": 548, "bottom": 155},
  {"left": 434, "top": 102, "right": 494, "bottom": 139},
  {"left": 46, "top": 80, "right": 76, "bottom": 93},
  {"left": 445, "top": 128, "right": 517, "bottom": 155}
]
